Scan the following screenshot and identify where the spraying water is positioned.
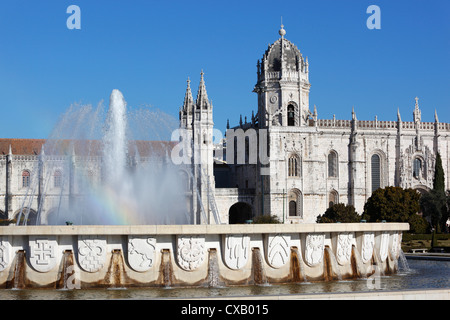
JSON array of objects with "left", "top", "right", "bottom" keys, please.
[
  {"left": 19, "top": 89, "right": 191, "bottom": 225},
  {"left": 103, "top": 89, "right": 128, "bottom": 183}
]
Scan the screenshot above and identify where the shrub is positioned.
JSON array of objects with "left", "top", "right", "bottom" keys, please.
[
  {"left": 252, "top": 214, "right": 281, "bottom": 224},
  {"left": 317, "top": 203, "right": 361, "bottom": 223}
]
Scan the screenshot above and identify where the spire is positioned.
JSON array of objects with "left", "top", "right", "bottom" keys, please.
[
  {"left": 279, "top": 18, "right": 286, "bottom": 38},
  {"left": 226, "top": 119, "right": 230, "bottom": 130},
  {"left": 435, "top": 109, "right": 439, "bottom": 123},
  {"left": 196, "top": 70, "right": 210, "bottom": 109},
  {"left": 397, "top": 107, "right": 402, "bottom": 122},
  {"left": 182, "top": 77, "right": 194, "bottom": 113},
  {"left": 352, "top": 106, "right": 357, "bottom": 121},
  {"left": 413, "top": 96, "right": 421, "bottom": 123}
]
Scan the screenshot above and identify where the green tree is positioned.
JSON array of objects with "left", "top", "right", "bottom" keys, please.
[
  {"left": 433, "top": 152, "right": 445, "bottom": 193},
  {"left": 317, "top": 203, "right": 361, "bottom": 223},
  {"left": 420, "top": 152, "right": 448, "bottom": 232},
  {"left": 420, "top": 189, "right": 447, "bottom": 233},
  {"left": 362, "top": 186, "right": 420, "bottom": 223},
  {"left": 407, "top": 213, "right": 429, "bottom": 234}
]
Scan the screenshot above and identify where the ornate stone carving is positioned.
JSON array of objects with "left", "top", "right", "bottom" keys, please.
[
  {"left": 0, "top": 238, "right": 11, "bottom": 272},
  {"left": 266, "top": 234, "right": 290, "bottom": 268},
  {"left": 390, "top": 232, "right": 402, "bottom": 260},
  {"left": 78, "top": 236, "right": 106, "bottom": 272},
  {"left": 361, "top": 232, "right": 375, "bottom": 264},
  {"left": 29, "top": 237, "right": 57, "bottom": 273},
  {"left": 379, "top": 232, "right": 389, "bottom": 262},
  {"left": 336, "top": 232, "right": 353, "bottom": 266},
  {"left": 128, "top": 236, "right": 156, "bottom": 272},
  {"left": 304, "top": 234, "right": 324, "bottom": 267},
  {"left": 223, "top": 234, "right": 250, "bottom": 270},
  {"left": 177, "top": 236, "right": 205, "bottom": 271}
]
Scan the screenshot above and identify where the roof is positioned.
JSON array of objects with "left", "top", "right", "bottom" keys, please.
[
  {"left": 262, "top": 37, "right": 303, "bottom": 73},
  {"left": 0, "top": 138, "right": 176, "bottom": 157},
  {"left": 0, "top": 139, "right": 45, "bottom": 155}
]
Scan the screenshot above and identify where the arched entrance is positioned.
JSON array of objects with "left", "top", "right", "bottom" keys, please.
[
  {"left": 228, "top": 202, "right": 253, "bottom": 224},
  {"left": 14, "top": 208, "right": 38, "bottom": 225}
]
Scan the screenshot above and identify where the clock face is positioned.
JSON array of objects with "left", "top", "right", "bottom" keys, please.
[{"left": 270, "top": 95, "right": 278, "bottom": 104}]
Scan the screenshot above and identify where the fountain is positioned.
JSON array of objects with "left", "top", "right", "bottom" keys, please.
[
  {"left": 56, "top": 250, "right": 76, "bottom": 289},
  {"left": 16, "top": 89, "right": 189, "bottom": 226},
  {"left": 7, "top": 250, "right": 27, "bottom": 289},
  {"left": 0, "top": 90, "right": 410, "bottom": 290}
]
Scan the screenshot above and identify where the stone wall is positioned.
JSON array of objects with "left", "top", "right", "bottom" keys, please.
[{"left": 0, "top": 223, "right": 409, "bottom": 289}]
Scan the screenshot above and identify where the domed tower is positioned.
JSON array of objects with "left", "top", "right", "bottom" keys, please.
[{"left": 254, "top": 24, "right": 311, "bottom": 127}]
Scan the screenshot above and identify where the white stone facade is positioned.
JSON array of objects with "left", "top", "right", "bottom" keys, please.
[
  {"left": 208, "top": 26, "right": 450, "bottom": 224},
  {"left": 1, "top": 27, "right": 449, "bottom": 225}
]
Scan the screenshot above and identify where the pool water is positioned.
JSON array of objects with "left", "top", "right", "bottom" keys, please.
[{"left": 1, "top": 259, "right": 448, "bottom": 300}]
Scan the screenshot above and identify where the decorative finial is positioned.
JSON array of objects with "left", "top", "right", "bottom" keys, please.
[
  {"left": 352, "top": 106, "right": 357, "bottom": 121},
  {"left": 279, "top": 17, "right": 286, "bottom": 38},
  {"left": 413, "top": 97, "right": 421, "bottom": 123}
]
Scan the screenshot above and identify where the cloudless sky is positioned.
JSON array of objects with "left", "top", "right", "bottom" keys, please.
[{"left": 0, "top": 0, "right": 449, "bottom": 139}]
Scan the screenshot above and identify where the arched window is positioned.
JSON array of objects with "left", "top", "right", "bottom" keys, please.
[
  {"left": 288, "top": 189, "right": 303, "bottom": 217},
  {"left": 289, "top": 200, "right": 297, "bottom": 217},
  {"left": 288, "top": 154, "right": 300, "bottom": 177},
  {"left": 329, "top": 190, "right": 338, "bottom": 208},
  {"left": 54, "top": 170, "right": 62, "bottom": 188},
  {"left": 14, "top": 208, "right": 37, "bottom": 225},
  {"left": 22, "top": 170, "right": 31, "bottom": 188},
  {"left": 328, "top": 151, "right": 338, "bottom": 178},
  {"left": 413, "top": 158, "right": 422, "bottom": 179},
  {"left": 371, "top": 154, "right": 381, "bottom": 192},
  {"left": 287, "top": 104, "right": 295, "bottom": 126}
]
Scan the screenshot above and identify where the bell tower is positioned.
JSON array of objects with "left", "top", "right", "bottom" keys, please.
[{"left": 254, "top": 25, "right": 311, "bottom": 128}]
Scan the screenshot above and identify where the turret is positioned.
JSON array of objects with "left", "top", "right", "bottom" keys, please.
[
  {"left": 180, "top": 78, "right": 195, "bottom": 129},
  {"left": 254, "top": 24, "right": 311, "bottom": 128}
]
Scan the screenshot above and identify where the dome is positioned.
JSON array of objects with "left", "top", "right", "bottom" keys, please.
[{"left": 262, "top": 37, "right": 303, "bottom": 73}]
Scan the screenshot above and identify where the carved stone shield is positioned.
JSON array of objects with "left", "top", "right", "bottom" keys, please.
[
  {"left": 177, "top": 235, "right": 205, "bottom": 271},
  {"left": 361, "top": 232, "right": 375, "bottom": 264},
  {"left": 29, "top": 236, "right": 57, "bottom": 273},
  {"left": 223, "top": 234, "right": 250, "bottom": 270},
  {"left": 128, "top": 236, "right": 156, "bottom": 272},
  {"left": 265, "top": 234, "right": 290, "bottom": 268},
  {"left": 336, "top": 232, "right": 353, "bottom": 266},
  {"left": 304, "top": 234, "right": 324, "bottom": 267},
  {"left": 78, "top": 236, "right": 106, "bottom": 272},
  {"left": 379, "top": 232, "right": 389, "bottom": 262},
  {"left": 390, "top": 232, "right": 402, "bottom": 260},
  {"left": 0, "top": 238, "right": 11, "bottom": 272}
]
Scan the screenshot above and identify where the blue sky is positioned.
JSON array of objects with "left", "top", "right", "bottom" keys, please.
[{"left": 0, "top": 0, "right": 449, "bottom": 139}]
